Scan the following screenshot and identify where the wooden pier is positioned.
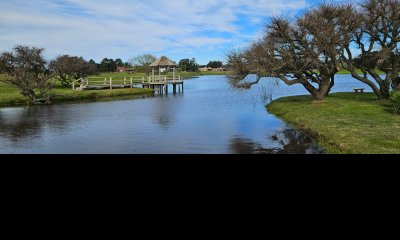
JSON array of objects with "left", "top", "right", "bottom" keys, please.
[
  {"left": 73, "top": 75, "right": 184, "bottom": 94},
  {"left": 73, "top": 56, "right": 183, "bottom": 94}
]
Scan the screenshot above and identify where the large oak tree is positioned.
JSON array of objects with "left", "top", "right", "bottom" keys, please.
[
  {"left": 227, "top": 4, "right": 355, "bottom": 101},
  {"left": 339, "top": 0, "right": 400, "bottom": 99}
]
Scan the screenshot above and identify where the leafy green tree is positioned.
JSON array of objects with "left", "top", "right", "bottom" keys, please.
[
  {"left": 115, "top": 58, "right": 124, "bottom": 67},
  {"left": 100, "top": 58, "right": 117, "bottom": 72},
  {"left": 189, "top": 58, "right": 199, "bottom": 72},
  {"left": 179, "top": 59, "right": 190, "bottom": 71},
  {"left": 207, "top": 61, "right": 223, "bottom": 68},
  {"left": 179, "top": 58, "right": 199, "bottom": 71}
]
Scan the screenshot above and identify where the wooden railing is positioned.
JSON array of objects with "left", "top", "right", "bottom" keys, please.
[
  {"left": 72, "top": 76, "right": 145, "bottom": 90},
  {"left": 72, "top": 75, "right": 184, "bottom": 90},
  {"left": 144, "top": 75, "right": 183, "bottom": 84}
]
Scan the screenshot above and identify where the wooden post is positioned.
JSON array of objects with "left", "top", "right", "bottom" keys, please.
[
  {"left": 72, "top": 82, "right": 75, "bottom": 90},
  {"left": 130, "top": 77, "right": 133, "bottom": 88},
  {"left": 173, "top": 84, "right": 176, "bottom": 94},
  {"left": 104, "top": 77, "right": 106, "bottom": 85},
  {"left": 110, "top": 77, "right": 112, "bottom": 89},
  {"left": 124, "top": 77, "right": 126, "bottom": 85}
]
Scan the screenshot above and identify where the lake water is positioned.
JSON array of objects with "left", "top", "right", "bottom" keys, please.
[{"left": 0, "top": 75, "right": 370, "bottom": 154}]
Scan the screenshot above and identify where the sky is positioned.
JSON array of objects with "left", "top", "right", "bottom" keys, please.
[{"left": 0, "top": 0, "right": 357, "bottom": 65}]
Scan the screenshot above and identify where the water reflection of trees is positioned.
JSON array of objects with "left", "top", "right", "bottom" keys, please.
[
  {"left": 0, "top": 108, "right": 42, "bottom": 141},
  {"left": 0, "top": 105, "right": 69, "bottom": 142},
  {"left": 229, "top": 128, "right": 323, "bottom": 154}
]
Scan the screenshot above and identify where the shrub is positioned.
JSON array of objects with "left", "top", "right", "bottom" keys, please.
[
  {"left": 391, "top": 91, "right": 400, "bottom": 114},
  {"left": 0, "top": 45, "right": 55, "bottom": 104}
]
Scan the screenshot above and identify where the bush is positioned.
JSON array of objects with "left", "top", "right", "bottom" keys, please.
[
  {"left": 0, "top": 45, "right": 55, "bottom": 104},
  {"left": 391, "top": 91, "right": 400, "bottom": 114}
]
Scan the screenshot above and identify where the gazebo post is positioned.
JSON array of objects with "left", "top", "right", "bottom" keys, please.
[{"left": 159, "top": 66, "right": 161, "bottom": 82}]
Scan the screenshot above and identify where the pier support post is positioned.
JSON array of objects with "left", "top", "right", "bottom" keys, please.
[{"left": 173, "top": 84, "right": 176, "bottom": 94}]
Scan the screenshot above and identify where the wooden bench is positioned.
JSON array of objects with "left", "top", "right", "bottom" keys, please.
[{"left": 354, "top": 88, "right": 364, "bottom": 93}]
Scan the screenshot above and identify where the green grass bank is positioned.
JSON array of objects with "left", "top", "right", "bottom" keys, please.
[
  {"left": 0, "top": 80, "right": 153, "bottom": 108},
  {"left": 267, "top": 92, "right": 399, "bottom": 153}
]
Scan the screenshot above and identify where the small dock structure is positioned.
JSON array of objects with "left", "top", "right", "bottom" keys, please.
[
  {"left": 144, "top": 56, "right": 183, "bottom": 94},
  {"left": 72, "top": 56, "right": 183, "bottom": 94}
]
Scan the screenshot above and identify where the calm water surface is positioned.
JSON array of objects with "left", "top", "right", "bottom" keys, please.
[{"left": 0, "top": 75, "right": 369, "bottom": 154}]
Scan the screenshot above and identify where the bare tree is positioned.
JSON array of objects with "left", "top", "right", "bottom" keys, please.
[
  {"left": 339, "top": 0, "right": 400, "bottom": 99},
  {"left": 49, "top": 55, "right": 97, "bottom": 87},
  {"left": 129, "top": 54, "right": 157, "bottom": 74},
  {"left": 227, "top": 4, "right": 353, "bottom": 101},
  {"left": 0, "top": 45, "right": 55, "bottom": 104}
]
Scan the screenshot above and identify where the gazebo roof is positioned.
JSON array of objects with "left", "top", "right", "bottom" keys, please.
[{"left": 149, "top": 56, "right": 177, "bottom": 67}]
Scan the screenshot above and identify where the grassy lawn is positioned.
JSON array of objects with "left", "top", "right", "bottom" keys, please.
[
  {"left": 0, "top": 77, "right": 153, "bottom": 107},
  {"left": 0, "top": 80, "right": 28, "bottom": 107},
  {"left": 267, "top": 92, "right": 399, "bottom": 154}
]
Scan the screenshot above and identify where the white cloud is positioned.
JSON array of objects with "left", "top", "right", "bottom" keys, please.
[{"left": 0, "top": 0, "right": 309, "bottom": 64}]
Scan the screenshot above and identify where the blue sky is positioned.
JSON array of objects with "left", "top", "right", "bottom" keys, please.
[{"left": 0, "top": 0, "right": 355, "bottom": 65}]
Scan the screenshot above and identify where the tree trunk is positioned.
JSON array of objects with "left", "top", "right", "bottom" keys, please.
[
  {"left": 302, "top": 84, "right": 328, "bottom": 101},
  {"left": 315, "top": 84, "right": 331, "bottom": 101},
  {"left": 325, "top": 75, "right": 335, "bottom": 97},
  {"left": 379, "top": 80, "right": 391, "bottom": 99},
  {"left": 303, "top": 77, "right": 332, "bottom": 101}
]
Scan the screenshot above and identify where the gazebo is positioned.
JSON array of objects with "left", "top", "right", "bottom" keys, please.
[
  {"left": 146, "top": 56, "right": 183, "bottom": 94},
  {"left": 149, "top": 56, "right": 178, "bottom": 82}
]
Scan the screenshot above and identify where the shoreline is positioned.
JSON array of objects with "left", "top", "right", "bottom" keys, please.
[
  {"left": 266, "top": 92, "right": 398, "bottom": 154},
  {"left": 0, "top": 87, "right": 154, "bottom": 108}
]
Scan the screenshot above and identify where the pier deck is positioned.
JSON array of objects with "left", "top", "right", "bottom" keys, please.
[{"left": 73, "top": 75, "right": 184, "bottom": 94}]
